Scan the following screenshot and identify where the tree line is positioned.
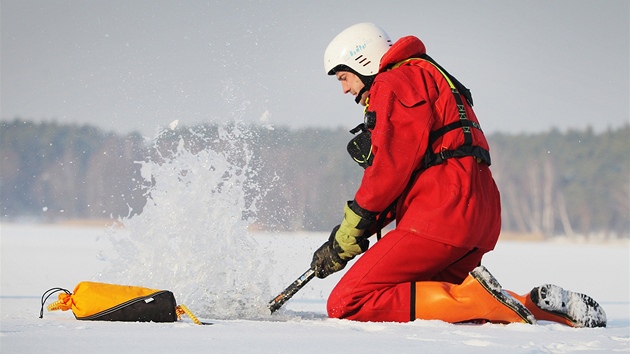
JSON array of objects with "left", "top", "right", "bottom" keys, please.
[{"left": 1, "top": 119, "right": 628, "bottom": 239}]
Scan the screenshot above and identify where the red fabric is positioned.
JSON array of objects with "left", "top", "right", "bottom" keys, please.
[
  {"left": 378, "top": 36, "right": 427, "bottom": 71},
  {"left": 328, "top": 35, "right": 502, "bottom": 322},
  {"left": 353, "top": 35, "right": 500, "bottom": 250},
  {"left": 327, "top": 229, "right": 488, "bottom": 322}
]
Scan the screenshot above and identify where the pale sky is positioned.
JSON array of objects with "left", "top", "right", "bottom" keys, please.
[{"left": 2, "top": 0, "right": 628, "bottom": 136}]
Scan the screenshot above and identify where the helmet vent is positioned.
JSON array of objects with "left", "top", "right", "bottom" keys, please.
[{"left": 355, "top": 55, "right": 372, "bottom": 67}]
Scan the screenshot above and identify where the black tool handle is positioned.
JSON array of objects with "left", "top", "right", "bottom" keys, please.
[{"left": 268, "top": 268, "right": 316, "bottom": 314}]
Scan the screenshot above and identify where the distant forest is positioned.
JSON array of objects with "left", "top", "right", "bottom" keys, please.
[{"left": 1, "top": 119, "right": 628, "bottom": 239}]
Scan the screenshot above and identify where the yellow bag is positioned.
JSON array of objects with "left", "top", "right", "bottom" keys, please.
[{"left": 40, "top": 281, "right": 202, "bottom": 324}]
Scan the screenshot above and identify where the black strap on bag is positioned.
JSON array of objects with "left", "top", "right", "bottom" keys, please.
[{"left": 40, "top": 287, "right": 71, "bottom": 319}]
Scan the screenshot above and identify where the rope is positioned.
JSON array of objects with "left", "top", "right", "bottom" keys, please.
[
  {"left": 175, "top": 304, "right": 202, "bottom": 325},
  {"left": 39, "top": 287, "right": 71, "bottom": 319},
  {"left": 47, "top": 299, "right": 67, "bottom": 312}
]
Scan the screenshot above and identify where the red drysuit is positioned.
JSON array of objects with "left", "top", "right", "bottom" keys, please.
[{"left": 327, "top": 36, "right": 501, "bottom": 322}]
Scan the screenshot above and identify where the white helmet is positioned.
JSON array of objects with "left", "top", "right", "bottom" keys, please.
[{"left": 324, "top": 23, "right": 392, "bottom": 76}]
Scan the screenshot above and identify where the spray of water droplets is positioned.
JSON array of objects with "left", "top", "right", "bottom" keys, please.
[{"left": 99, "top": 123, "right": 274, "bottom": 320}]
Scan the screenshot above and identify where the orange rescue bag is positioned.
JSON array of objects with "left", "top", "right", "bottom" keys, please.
[{"left": 40, "top": 281, "right": 201, "bottom": 324}]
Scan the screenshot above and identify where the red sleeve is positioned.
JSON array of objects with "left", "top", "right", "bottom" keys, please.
[{"left": 353, "top": 69, "right": 437, "bottom": 213}]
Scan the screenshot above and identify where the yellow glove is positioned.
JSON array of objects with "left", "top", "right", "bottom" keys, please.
[
  {"left": 310, "top": 201, "right": 376, "bottom": 279},
  {"left": 334, "top": 202, "right": 374, "bottom": 260}
]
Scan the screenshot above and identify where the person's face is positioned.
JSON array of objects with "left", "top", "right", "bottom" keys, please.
[{"left": 335, "top": 71, "right": 368, "bottom": 106}]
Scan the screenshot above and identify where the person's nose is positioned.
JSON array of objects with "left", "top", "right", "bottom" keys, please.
[{"left": 341, "top": 82, "right": 351, "bottom": 94}]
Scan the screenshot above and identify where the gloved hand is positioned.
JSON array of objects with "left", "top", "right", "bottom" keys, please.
[
  {"left": 311, "top": 226, "right": 347, "bottom": 279},
  {"left": 310, "top": 201, "right": 376, "bottom": 278}
]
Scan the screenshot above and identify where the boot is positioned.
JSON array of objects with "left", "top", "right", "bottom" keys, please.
[
  {"left": 506, "top": 284, "right": 607, "bottom": 328},
  {"left": 414, "top": 265, "right": 536, "bottom": 324}
]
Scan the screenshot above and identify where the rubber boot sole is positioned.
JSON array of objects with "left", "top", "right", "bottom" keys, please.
[
  {"left": 529, "top": 284, "right": 607, "bottom": 328},
  {"left": 471, "top": 266, "right": 537, "bottom": 324}
]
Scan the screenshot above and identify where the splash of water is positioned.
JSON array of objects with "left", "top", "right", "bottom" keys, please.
[{"left": 100, "top": 123, "right": 274, "bottom": 320}]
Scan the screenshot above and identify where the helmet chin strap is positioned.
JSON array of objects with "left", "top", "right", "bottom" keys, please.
[
  {"left": 355, "top": 87, "right": 368, "bottom": 104},
  {"left": 354, "top": 75, "right": 376, "bottom": 104}
]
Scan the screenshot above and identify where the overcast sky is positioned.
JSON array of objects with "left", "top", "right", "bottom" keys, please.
[{"left": 1, "top": 0, "right": 628, "bottom": 136}]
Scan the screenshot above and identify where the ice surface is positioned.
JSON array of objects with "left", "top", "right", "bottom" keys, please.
[{"left": 2, "top": 224, "right": 628, "bottom": 353}]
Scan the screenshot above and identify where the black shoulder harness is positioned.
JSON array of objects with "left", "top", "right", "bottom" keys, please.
[{"left": 411, "top": 55, "right": 491, "bottom": 168}]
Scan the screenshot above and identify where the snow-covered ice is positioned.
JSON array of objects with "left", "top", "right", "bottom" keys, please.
[{"left": 1, "top": 224, "right": 628, "bottom": 353}]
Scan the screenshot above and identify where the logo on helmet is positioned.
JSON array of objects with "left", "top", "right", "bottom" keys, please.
[{"left": 349, "top": 43, "right": 367, "bottom": 57}]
